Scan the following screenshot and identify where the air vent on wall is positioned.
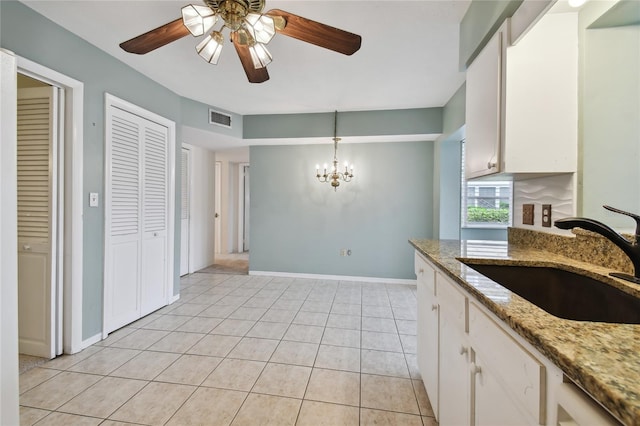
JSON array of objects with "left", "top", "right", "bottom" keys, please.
[{"left": 209, "top": 109, "right": 232, "bottom": 129}]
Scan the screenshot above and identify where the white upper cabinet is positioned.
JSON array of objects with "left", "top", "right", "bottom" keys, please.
[
  {"left": 465, "top": 25, "right": 505, "bottom": 179},
  {"left": 465, "top": 12, "right": 578, "bottom": 180}
]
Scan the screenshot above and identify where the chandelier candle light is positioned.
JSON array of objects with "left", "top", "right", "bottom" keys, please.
[{"left": 315, "top": 111, "right": 354, "bottom": 191}]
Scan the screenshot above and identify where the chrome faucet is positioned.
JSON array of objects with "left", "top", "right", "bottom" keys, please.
[{"left": 554, "top": 205, "right": 640, "bottom": 284}]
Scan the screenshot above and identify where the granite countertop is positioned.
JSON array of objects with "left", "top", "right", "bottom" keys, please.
[{"left": 409, "top": 238, "right": 640, "bottom": 426}]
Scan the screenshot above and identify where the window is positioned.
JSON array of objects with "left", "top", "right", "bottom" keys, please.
[{"left": 461, "top": 141, "right": 513, "bottom": 228}]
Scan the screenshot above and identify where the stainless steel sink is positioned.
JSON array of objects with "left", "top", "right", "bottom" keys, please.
[{"left": 461, "top": 263, "right": 640, "bottom": 324}]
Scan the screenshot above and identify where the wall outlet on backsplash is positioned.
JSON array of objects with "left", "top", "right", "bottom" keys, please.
[
  {"left": 523, "top": 204, "right": 535, "bottom": 225},
  {"left": 542, "top": 204, "right": 552, "bottom": 228}
]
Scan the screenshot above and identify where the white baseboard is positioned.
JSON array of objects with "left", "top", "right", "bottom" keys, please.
[
  {"left": 81, "top": 332, "right": 102, "bottom": 350},
  {"left": 169, "top": 293, "right": 180, "bottom": 304},
  {"left": 249, "top": 270, "right": 416, "bottom": 285}
]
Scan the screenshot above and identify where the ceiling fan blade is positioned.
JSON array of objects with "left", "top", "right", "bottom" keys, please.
[
  {"left": 266, "top": 9, "right": 362, "bottom": 56},
  {"left": 120, "top": 18, "right": 190, "bottom": 54},
  {"left": 232, "top": 35, "right": 270, "bottom": 84}
]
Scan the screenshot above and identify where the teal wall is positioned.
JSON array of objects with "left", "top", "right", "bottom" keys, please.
[
  {"left": 250, "top": 141, "right": 434, "bottom": 279},
  {"left": 1, "top": 1, "right": 186, "bottom": 339},
  {"left": 181, "top": 97, "right": 243, "bottom": 138},
  {"left": 244, "top": 108, "right": 443, "bottom": 139},
  {"left": 433, "top": 83, "right": 465, "bottom": 239}
]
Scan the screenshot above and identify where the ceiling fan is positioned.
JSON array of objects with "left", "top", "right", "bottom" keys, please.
[{"left": 119, "top": 0, "right": 362, "bottom": 83}]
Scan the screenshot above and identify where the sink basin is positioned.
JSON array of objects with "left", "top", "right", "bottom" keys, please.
[{"left": 462, "top": 263, "right": 640, "bottom": 324}]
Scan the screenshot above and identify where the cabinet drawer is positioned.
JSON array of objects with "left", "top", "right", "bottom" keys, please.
[
  {"left": 415, "top": 253, "right": 436, "bottom": 294},
  {"left": 469, "top": 302, "right": 545, "bottom": 424},
  {"left": 437, "top": 272, "right": 467, "bottom": 331}
]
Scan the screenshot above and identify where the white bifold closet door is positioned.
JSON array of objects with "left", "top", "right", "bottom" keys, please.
[
  {"left": 105, "top": 106, "right": 169, "bottom": 333},
  {"left": 17, "top": 86, "right": 59, "bottom": 358}
]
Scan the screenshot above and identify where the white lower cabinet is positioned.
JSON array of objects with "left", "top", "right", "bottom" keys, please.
[
  {"left": 415, "top": 253, "right": 439, "bottom": 418},
  {"left": 472, "top": 350, "right": 532, "bottom": 425},
  {"left": 439, "top": 306, "right": 470, "bottom": 425},
  {"left": 415, "top": 252, "right": 557, "bottom": 426}
]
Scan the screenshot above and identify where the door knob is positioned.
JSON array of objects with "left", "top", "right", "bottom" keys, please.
[
  {"left": 23, "top": 244, "right": 31, "bottom": 251},
  {"left": 215, "top": 213, "right": 219, "bottom": 218}
]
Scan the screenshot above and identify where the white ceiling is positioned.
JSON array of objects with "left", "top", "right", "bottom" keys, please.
[{"left": 20, "top": 0, "right": 470, "bottom": 116}]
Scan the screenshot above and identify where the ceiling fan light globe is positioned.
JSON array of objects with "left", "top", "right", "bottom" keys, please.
[
  {"left": 248, "top": 42, "right": 272, "bottom": 69},
  {"left": 182, "top": 4, "right": 218, "bottom": 36},
  {"left": 245, "top": 13, "right": 276, "bottom": 44},
  {"left": 196, "top": 31, "right": 224, "bottom": 64}
]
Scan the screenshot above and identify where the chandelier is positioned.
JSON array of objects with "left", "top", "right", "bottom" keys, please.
[{"left": 315, "top": 111, "right": 354, "bottom": 191}]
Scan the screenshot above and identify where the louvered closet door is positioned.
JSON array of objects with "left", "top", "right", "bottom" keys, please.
[
  {"left": 140, "top": 123, "right": 169, "bottom": 316},
  {"left": 105, "top": 105, "right": 170, "bottom": 331},
  {"left": 17, "top": 87, "right": 57, "bottom": 358},
  {"left": 105, "top": 108, "right": 143, "bottom": 332}
]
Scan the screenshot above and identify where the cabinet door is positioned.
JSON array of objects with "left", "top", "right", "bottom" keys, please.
[
  {"left": 417, "top": 271, "right": 439, "bottom": 419},
  {"left": 439, "top": 307, "right": 470, "bottom": 425},
  {"left": 465, "top": 29, "right": 503, "bottom": 179},
  {"left": 473, "top": 352, "right": 531, "bottom": 426}
]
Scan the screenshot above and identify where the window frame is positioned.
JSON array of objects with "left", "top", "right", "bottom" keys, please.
[{"left": 460, "top": 141, "right": 513, "bottom": 229}]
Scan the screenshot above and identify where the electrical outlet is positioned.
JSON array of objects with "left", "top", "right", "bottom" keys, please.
[
  {"left": 522, "top": 204, "right": 534, "bottom": 225},
  {"left": 542, "top": 204, "right": 552, "bottom": 228}
]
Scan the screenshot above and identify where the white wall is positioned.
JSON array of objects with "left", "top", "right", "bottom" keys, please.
[
  {"left": 0, "top": 48, "right": 20, "bottom": 426},
  {"left": 184, "top": 143, "right": 216, "bottom": 272}
]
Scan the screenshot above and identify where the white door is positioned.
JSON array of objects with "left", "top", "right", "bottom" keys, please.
[
  {"left": 140, "top": 125, "right": 169, "bottom": 316},
  {"left": 17, "top": 86, "right": 59, "bottom": 359},
  {"left": 180, "top": 148, "right": 190, "bottom": 276},
  {"left": 105, "top": 104, "right": 170, "bottom": 332},
  {"left": 214, "top": 161, "right": 221, "bottom": 254},
  {"left": 242, "top": 165, "right": 250, "bottom": 252},
  {"left": 105, "top": 110, "right": 142, "bottom": 331}
]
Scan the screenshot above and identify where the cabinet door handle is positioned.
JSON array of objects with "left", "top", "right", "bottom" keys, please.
[
  {"left": 459, "top": 346, "right": 469, "bottom": 355},
  {"left": 431, "top": 304, "right": 438, "bottom": 311},
  {"left": 419, "top": 268, "right": 424, "bottom": 275},
  {"left": 487, "top": 161, "right": 497, "bottom": 169}
]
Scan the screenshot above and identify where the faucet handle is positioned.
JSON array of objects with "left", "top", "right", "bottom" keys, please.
[{"left": 603, "top": 205, "right": 640, "bottom": 241}]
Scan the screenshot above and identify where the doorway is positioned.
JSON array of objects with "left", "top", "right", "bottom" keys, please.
[{"left": 10, "top": 55, "right": 84, "bottom": 360}]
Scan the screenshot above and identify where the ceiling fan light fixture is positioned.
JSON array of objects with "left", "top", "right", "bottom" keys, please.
[
  {"left": 244, "top": 13, "right": 276, "bottom": 44},
  {"left": 196, "top": 31, "right": 224, "bottom": 64},
  {"left": 248, "top": 42, "right": 272, "bottom": 69},
  {"left": 182, "top": 4, "right": 218, "bottom": 36}
]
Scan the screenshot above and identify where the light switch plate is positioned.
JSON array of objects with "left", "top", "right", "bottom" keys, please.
[
  {"left": 89, "top": 192, "right": 99, "bottom": 207},
  {"left": 523, "top": 204, "right": 534, "bottom": 225}
]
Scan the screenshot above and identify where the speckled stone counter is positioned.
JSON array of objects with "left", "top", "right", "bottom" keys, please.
[{"left": 409, "top": 238, "right": 640, "bottom": 426}]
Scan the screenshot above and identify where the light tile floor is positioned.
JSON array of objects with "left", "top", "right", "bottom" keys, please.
[{"left": 19, "top": 273, "right": 437, "bottom": 426}]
